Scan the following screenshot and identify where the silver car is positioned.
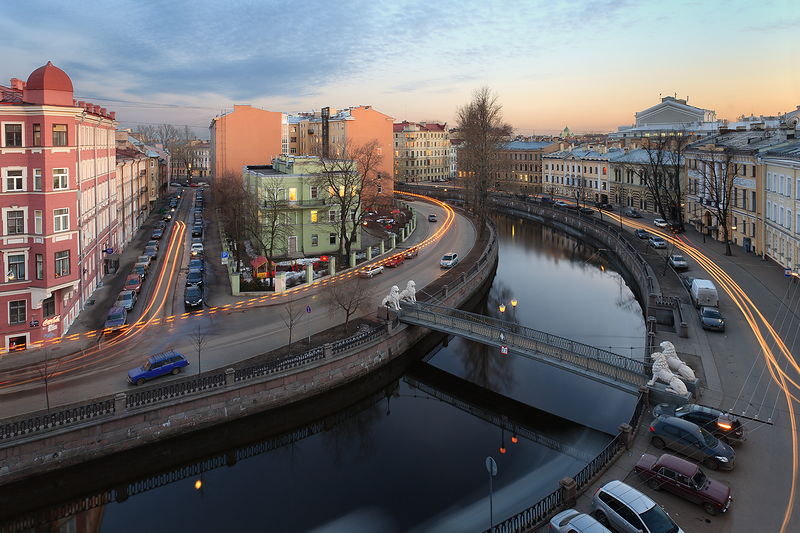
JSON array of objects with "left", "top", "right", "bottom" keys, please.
[
  {"left": 648, "top": 236, "right": 667, "bottom": 249},
  {"left": 668, "top": 254, "right": 688, "bottom": 270},
  {"left": 549, "top": 509, "right": 611, "bottom": 532},
  {"left": 592, "top": 480, "right": 684, "bottom": 533}
]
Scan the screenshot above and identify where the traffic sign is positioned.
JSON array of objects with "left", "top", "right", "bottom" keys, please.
[
  {"left": 104, "top": 248, "right": 114, "bottom": 254},
  {"left": 500, "top": 345, "right": 509, "bottom": 355},
  {"left": 485, "top": 456, "right": 497, "bottom": 476},
  {"left": 306, "top": 305, "right": 312, "bottom": 313}
]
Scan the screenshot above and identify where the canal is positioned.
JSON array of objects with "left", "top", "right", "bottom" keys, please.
[{"left": 6, "top": 213, "right": 646, "bottom": 533}]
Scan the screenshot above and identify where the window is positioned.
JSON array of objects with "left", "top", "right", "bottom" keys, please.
[
  {"left": 310, "top": 210, "right": 318, "bottom": 223},
  {"left": 5, "top": 169, "right": 24, "bottom": 191},
  {"left": 310, "top": 186, "right": 318, "bottom": 199},
  {"left": 54, "top": 208, "right": 69, "bottom": 232},
  {"left": 52, "top": 124, "right": 68, "bottom": 146},
  {"left": 311, "top": 234, "right": 318, "bottom": 247},
  {"left": 8, "top": 300, "right": 25, "bottom": 324},
  {"left": 288, "top": 187, "right": 297, "bottom": 202},
  {"left": 3, "top": 123, "right": 22, "bottom": 147},
  {"left": 33, "top": 168, "right": 42, "bottom": 191},
  {"left": 53, "top": 168, "right": 68, "bottom": 189},
  {"left": 329, "top": 210, "right": 337, "bottom": 222},
  {"left": 329, "top": 233, "right": 336, "bottom": 245},
  {"left": 32, "top": 124, "right": 41, "bottom": 146},
  {"left": 34, "top": 210, "right": 42, "bottom": 234},
  {"left": 54, "top": 250, "right": 70, "bottom": 277},
  {"left": 36, "top": 254, "right": 43, "bottom": 280},
  {"left": 42, "top": 295, "right": 55, "bottom": 317},
  {"left": 8, "top": 254, "right": 25, "bottom": 280},
  {"left": 6, "top": 210, "right": 24, "bottom": 236},
  {"left": 377, "top": 182, "right": 383, "bottom": 193}
]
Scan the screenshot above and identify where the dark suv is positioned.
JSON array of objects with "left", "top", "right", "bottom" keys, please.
[
  {"left": 653, "top": 403, "right": 744, "bottom": 445},
  {"left": 649, "top": 415, "right": 735, "bottom": 470},
  {"left": 128, "top": 351, "right": 189, "bottom": 385}
]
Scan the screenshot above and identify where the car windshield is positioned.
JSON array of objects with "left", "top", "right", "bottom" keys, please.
[
  {"left": 702, "top": 308, "right": 722, "bottom": 319},
  {"left": 639, "top": 505, "right": 679, "bottom": 533},
  {"left": 143, "top": 360, "right": 151, "bottom": 370},
  {"left": 700, "top": 427, "right": 718, "bottom": 446},
  {"left": 118, "top": 294, "right": 131, "bottom": 302},
  {"left": 108, "top": 312, "right": 123, "bottom": 321},
  {"left": 692, "top": 470, "right": 707, "bottom": 489},
  {"left": 672, "top": 255, "right": 684, "bottom": 261},
  {"left": 443, "top": 255, "right": 453, "bottom": 260}
]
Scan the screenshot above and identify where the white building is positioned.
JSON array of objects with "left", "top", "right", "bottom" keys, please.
[{"left": 763, "top": 140, "right": 800, "bottom": 271}]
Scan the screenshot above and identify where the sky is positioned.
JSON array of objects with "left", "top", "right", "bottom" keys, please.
[{"left": 2, "top": 0, "right": 798, "bottom": 138}]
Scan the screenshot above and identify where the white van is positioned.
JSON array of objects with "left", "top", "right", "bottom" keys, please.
[{"left": 691, "top": 279, "right": 719, "bottom": 308}]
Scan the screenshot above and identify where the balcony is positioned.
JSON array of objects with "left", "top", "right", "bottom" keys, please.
[{"left": 265, "top": 198, "right": 330, "bottom": 208}]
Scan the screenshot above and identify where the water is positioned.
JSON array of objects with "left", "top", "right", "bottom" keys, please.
[{"left": 4, "top": 213, "right": 645, "bottom": 533}]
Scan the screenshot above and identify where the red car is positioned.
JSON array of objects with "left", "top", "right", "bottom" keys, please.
[
  {"left": 634, "top": 453, "right": 732, "bottom": 515},
  {"left": 384, "top": 255, "right": 405, "bottom": 268},
  {"left": 124, "top": 274, "right": 143, "bottom": 294}
]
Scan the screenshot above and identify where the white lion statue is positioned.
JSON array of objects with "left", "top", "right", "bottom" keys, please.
[
  {"left": 660, "top": 341, "right": 696, "bottom": 381},
  {"left": 381, "top": 285, "right": 401, "bottom": 311},
  {"left": 648, "top": 352, "right": 688, "bottom": 396},
  {"left": 399, "top": 280, "right": 416, "bottom": 303}
]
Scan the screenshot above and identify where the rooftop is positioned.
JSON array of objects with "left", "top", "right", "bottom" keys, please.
[{"left": 503, "top": 140, "right": 554, "bottom": 151}]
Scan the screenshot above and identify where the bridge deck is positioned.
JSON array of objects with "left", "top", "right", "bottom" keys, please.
[{"left": 399, "top": 302, "right": 649, "bottom": 393}]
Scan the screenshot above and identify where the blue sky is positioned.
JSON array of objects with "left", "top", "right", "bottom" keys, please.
[{"left": 2, "top": 0, "right": 797, "bottom": 137}]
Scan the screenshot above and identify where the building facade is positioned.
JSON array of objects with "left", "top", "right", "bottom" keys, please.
[
  {"left": 762, "top": 141, "right": 800, "bottom": 271},
  {"left": 210, "top": 104, "right": 283, "bottom": 179},
  {"left": 392, "top": 121, "right": 449, "bottom": 183},
  {"left": 0, "top": 62, "right": 117, "bottom": 350},
  {"left": 543, "top": 148, "right": 613, "bottom": 204},
  {"left": 494, "top": 140, "right": 558, "bottom": 194}
]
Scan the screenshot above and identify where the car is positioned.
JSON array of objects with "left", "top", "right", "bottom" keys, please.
[
  {"left": 554, "top": 200, "right": 569, "bottom": 207},
  {"left": 192, "top": 225, "right": 203, "bottom": 237},
  {"left": 124, "top": 274, "right": 142, "bottom": 293},
  {"left": 184, "top": 285, "right": 204, "bottom": 309},
  {"left": 654, "top": 218, "right": 669, "bottom": 228},
  {"left": 428, "top": 214, "right": 438, "bottom": 222},
  {"left": 403, "top": 247, "right": 419, "bottom": 259},
  {"left": 191, "top": 243, "right": 204, "bottom": 256},
  {"left": 579, "top": 207, "right": 595, "bottom": 215},
  {"left": 190, "top": 183, "right": 199, "bottom": 187},
  {"left": 197, "top": 181, "right": 209, "bottom": 187},
  {"left": 592, "top": 480, "right": 685, "bottom": 533},
  {"left": 623, "top": 208, "right": 642, "bottom": 218},
  {"left": 136, "top": 255, "right": 151, "bottom": 267},
  {"left": 440, "top": 252, "right": 459, "bottom": 269},
  {"left": 549, "top": 509, "right": 611, "bottom": 533},
  {"left": 188, "top": 258, "right": 204, "bottom": 272},
  {"left": 634, "top": 453, "right": 732, "bottom": 515},
  {"left": 162, "top": 213, "right": 173, "bottom": 221},
  {"left": 385, "top": 255, "right": 405, "bottom": 268},
  {"left": 649, "top": 415, "right": 735, "bottom": 470},
  {"left": 104, "top": 306, "right": 127, "bottom": 331},
  {"left": 594, "top": 202, "right": 614, "bottom": 211},
  {"left": 151, "top": 228, "right": 164, "bottom": 240},
  {"left": 183, "top": 181, "right": 190, "bottom": 187},
  {"left": 648, "top": 236, "right": 667, "bottom": 249},
  {"left": 146, "top": 240, "right": 159, "bottom": 250},
  {"left": 358, "top": 265, "right": 384, "bottom": 278},
  {"left": 144, "top": 245, "right": 158, "bottom": 260},
  {"left": 681, "top": 276, "right": 695, "bottom": 291},
  {"left": 699, "top": 306, "right": 725, "bottom": 331},
  {"left": 127, "top": 350, "right": 189, "bottom": 385},
  {"left": 668, "top": 254, "right": 688, "bottom": 270},
  {"left": 132, "top": 263, "right": 148, "bottom": 278},
  {"left": 186, "top": 268, "right": 203, "bottom": 287},
  {"left": 634, "top": 229, "right": 650, "bottom": 239},
  {"left": 169, "top": 181, "right": 182, "bottom": 187},
  {"left": 653, "top": 403, "right": 744, "bottom": 445},
  {"left": 191, "top": 237, "right": 203, "bottom": 245},
  {"left": 667, "top": 222, "right": 684, "bottom": 234},
  {"left": 115, "top": 290, "right": 137, "bottom": 311},
  {"left": 155, "top": 220, "right": 167, "bottom": 230}
]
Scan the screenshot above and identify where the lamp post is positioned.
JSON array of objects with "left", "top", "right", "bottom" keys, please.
[{"left": 485, "top": 456, "right": 498, "bottom": 532}]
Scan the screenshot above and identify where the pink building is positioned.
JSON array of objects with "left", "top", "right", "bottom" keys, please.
[{"left": 0, "top": 62, "right": 118, "bottom": 351}]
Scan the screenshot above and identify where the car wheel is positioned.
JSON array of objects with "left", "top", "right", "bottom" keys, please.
[
  {"left": 592, "top": 510, "right": 609, "bottom": 526},
  {"left": 136, "top": 378, "right": 145, "bottom": 386},
  {"left": 651, "top": 437, "right": 666, "bottom": 449},
  {"left": 703, "top": 457, "right": 720, "bottom": 470},
  {"left": 172, "top": 367, "right": 180, "bottom": 375},
  {"left": 703, "top": 502, "right": 719, "bottom": 516},
  {"left": 647, "top": 478, "right": 661, "bottom": 491}
]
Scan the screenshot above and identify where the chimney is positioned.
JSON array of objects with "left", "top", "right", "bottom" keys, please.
[
  {"left": 109, "top": 111, "right": 116, "bottom": 120},
  {"left": 10, "top": 78, "right": 25, "bottom": 90},
  {"left": 100, "top": 108, "right": 107, "bottom": 116}
]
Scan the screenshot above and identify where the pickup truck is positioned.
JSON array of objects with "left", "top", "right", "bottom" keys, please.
[{"left": 358, "top": 265, "right": 384, "bottom": 278}]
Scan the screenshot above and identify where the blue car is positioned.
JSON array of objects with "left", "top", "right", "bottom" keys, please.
[
  {"left": 188, "top": 259, "right": 204, "bottom": 272},
  {"left": 104, "top": 306, "right": 127, "bottom": 332},
  {"left": 127, "top": 350, "right": 189, "bottom": 385}
]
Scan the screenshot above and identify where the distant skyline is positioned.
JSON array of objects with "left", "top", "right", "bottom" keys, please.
[{"left": 3, "top": 0, "right": 798, "bottom": 138}]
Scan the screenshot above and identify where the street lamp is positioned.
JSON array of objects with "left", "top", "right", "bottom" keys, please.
[
  {"left": 510, "top": 299, "right": 518, "bottom": 308},
  {"left": 485, "top": 456, "right": 498, "bottom": 532},
  {"left": 499, "top": 303, "right": 506, "bottom": 313}
]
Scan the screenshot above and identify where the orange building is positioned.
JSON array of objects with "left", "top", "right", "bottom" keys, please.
[{"left": 209, "top": 104, "right": 282, "bottom": 178}]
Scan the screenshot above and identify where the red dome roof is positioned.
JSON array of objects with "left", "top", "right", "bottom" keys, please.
[{"left": 26, "top": 61, "right": 73, "bottom": 92}]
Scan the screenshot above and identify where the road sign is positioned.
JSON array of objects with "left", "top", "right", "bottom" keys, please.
[
  {"left": 306, "top": 305, "right": 312, "bottom": 313},
  {"left": 222, "top": 251, "right": 229, "bottom": 265},
  {"left": 500, "top": 345, "right": 509, "bottom": 355},
  {"left": 485, "top": 456, "right": 497, "bottom": 476}
]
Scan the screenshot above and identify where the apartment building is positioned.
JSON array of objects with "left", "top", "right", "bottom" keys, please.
[
  {"left": 209, "top": 104, "right": 283, "bottom": 178},
  {"left": 542, "top": 148, "right": 613, "bottom": 204},
  {"left": 0, "top": 62, "right": 117, "bottom": 350},
  {"left": 494, "top": 140, "right": 558, "bottom": 194},
  {"left": 762, "top": 141, "right": 800, "bottom": 271},
  {"left": 393, "top": 121, "right": 449, "bottom": 183}
]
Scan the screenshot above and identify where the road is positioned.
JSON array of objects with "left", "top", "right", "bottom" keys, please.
[{"left": 0, "top": 194, "right": 476, "bottom": 418}]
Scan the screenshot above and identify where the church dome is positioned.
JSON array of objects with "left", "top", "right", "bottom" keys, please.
[{"left": 26, "top": 61, "right": 73, "bottom": 92}]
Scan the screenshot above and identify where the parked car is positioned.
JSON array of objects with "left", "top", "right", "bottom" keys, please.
[
  {"left": 653, "top": 403, "right": 744, "bottom": 445},
  {"left": 188, "top": 259, "right": 204, "bottom": 272},
  {"left": 654, "top": 218, "right": 669, "bottom": 228},
  {"left": 104, "top": 306, "right": 127, "bottom": 331},
  {"left": 184, "top": 285, "right": 204, "bottom": 309},
  {"left": 144, "top": 245, "right": 158, "bottom": 260},
  {"left": 146, "top": 240, "right": 159, "bottom": 250},
  {"left": 115, "top": 290, "right": 137, "bottom": 311},
  {"left": 191, "top": 237, "right": 203, "bottom": 245},
  {"left": 358, "top": 265, "right": 384, "bottom": 278},
  {"left": 579, "top": 207, "right": 595, "bottom": 215},
  {"left": 124, "top": 274, "right": 142, "bottom": 293},
  {"left": 668, "top": 254, "right": 688, "bottom": 270},
  {"left": 197, "top": 181, "right": 209, "bottom": 187},
  {"left": 592, "top": 480, "right": 685, "bottom": 533},
  {"left": 440, "top": 252, "right": 459, "bottom": 269},
  {"left": 162, "top": 213, "right": 173, "bottom": 221},
  {"left": 549, "top": 509, "right": 611, "bottom": 533},
  {"left": 648, "top": 236, "right": 667, "bottom": 249},
  {"left": 699, "top": 306, "right": 725, "bottom": 331},
  {"left": 649, "top": 415, "right": 735, "bottom": 470},
  {"left": 594, "top": 202, "right": 614, "bottom": 211},
  {"left": 385, "top": 255, "right": 405, "bottom": 268},
  {"left": 634, "top": 229, "right": 650, "bottom": 239},
  {"left": 623, "top": 208, "right": 642, "bottom": 218},
  {"left": 690, "top": 279, "right": 719, "bottom": 308},
  {"left": 192, "top": 225, "right": 203, "bottom": 237},
  {"left": 155, "top": 220, "right": 167, "bottom": 230},
  {"left": 190, "top": 243, "right": 204, "bottom": 256},
  {"left": 132, "top": 263, "right": 148, "bottom": 279},
  {"left": 169, "top": 181, "right": 182, "bottom": 187},
  {"left": 127, "top": 350, "right": 189, "bottom": 385},
  {"left": 151, "top": 228, "right": 164, "bottom": 240},
  {"left": 428, "top": 214, "right": 438, "bottom": 222},
  {"left": 137, "top": 255, "right": 151, "bottom": 267},
  {"left": 667, "top": 222, "right": 684, "bottom": 234},
  {"left": 186, "top": 268, "right": 203, "bottom": 287},
  {"left": 634, "top": 453, "right": 732, "bottom": 515},
  {"left": 554, "top": 200, "right": 569, "bottom": 207}
]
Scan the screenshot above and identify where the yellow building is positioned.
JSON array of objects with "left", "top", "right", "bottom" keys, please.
[{"left": 393, "top": 121, "right": 449, "bottom": 183}]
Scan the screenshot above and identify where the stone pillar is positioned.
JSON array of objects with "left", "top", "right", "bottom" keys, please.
[
  {"left": 231, "top": 272, "right": 240, "bottom": 296},
  {"left": 305, "top": 263, "right": 313, "bottom": 284},
  {"left": 442, "top": 284, "right": 449, "bottom": 298},
  {"left": 400, "top": 228, "right": 406, "bottom": 241},
  {"left": 115, "top": 484, "right": 129, "bottom": 503},
  {"left": 559, "top": 477, "right": 577, "bottom": 508},
  {"left": 114, "top": 392, "right": 127, "bottom": 414},
  {"left": 390, "top": 235, "right": 396, "bottom": 250},
  {"left": 647, "top": 316, "right": 657, "bottom": 334},
  {"left": 380, "top": 241, "right": 385, "bottom": 255},
  {"left": 349, "top": 252, "right": 357, "bottom": 268},
  {"left": 274, "top": 271, "right": 287, "bottom": 293},
  {"left": 225, "top": 367, "right": 235, "bottom": 386},
  {"left": 225, "top": 450, "right": 238, "bottom": 467},
  {"left": 619, "top": 423, "right": 633, "bottom": 449},
  {"left": 328, "top": 256, "right": 336, "bottom": 276},
  {"left": 367, "top": 247, "right": 372, "bottom": 261},
  {"left": 679, "top": 321, "right": 688, "bottom": 338},
  {"left": 323, "top": 343, "right": 332, "bottom": 358}
]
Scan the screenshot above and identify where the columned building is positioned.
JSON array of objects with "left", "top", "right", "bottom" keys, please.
[
  {"left": 542, "top": 148, "right": 613, "bottom": 204},
  {"left": 393, "top": 121, "right": 449, "bottom": 183},
  {"left": 0, "top": 62, "right": 117, "bottom": 350}
]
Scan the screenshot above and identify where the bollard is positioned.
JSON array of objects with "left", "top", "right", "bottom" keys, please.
[
  {"left": 559, "top": 477, "right": 578, "bottom": 507},
  {"left": 679, "top": 321, "right": 688, "bottom": 338},
  {"left": 390, "top": 235, "right": 396, "bottom": 250},
  {"left": 349, "top": 252, "right": 357, "bottom": 268},
  {"left": 618, "top": 423, "right": 633, "bottom": 450},
  {"left": 328, "top": 256, "right": 336, "bottom": 276},
  {"left": 225, "top": 368, "right": 235, "bottom": 386}
]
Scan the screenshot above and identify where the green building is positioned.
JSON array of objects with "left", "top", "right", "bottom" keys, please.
[{"left": 243, "top": 155, "right": 361, "bottom": 258}]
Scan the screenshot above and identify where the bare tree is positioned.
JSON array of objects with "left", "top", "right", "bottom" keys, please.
[
  {"left": 326, "top": 277, "right": 370, "bottom": 334},
  {"left": 693, "top": 146, "right": 736, "bottom": 256},
  {"left": 456, "top": 87, "right": 513, "bottom": 226},
  {"left": 134, "top": 124, "right": 195, "bottom": 178},
  {"left": 282, "top": 298, "right": 305, "bottom": 354},
  {"left": 212, "top": 172, "right": 250, "bottom": 270},
  {"left": 35, "top": 346, "right": 60, "bottom": 413},
  {"left": 244, "top": 173, "right": 292, "bottom": 285},
  {"left": 190, "top": 327, "right": 209, "bottom": 375}
]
